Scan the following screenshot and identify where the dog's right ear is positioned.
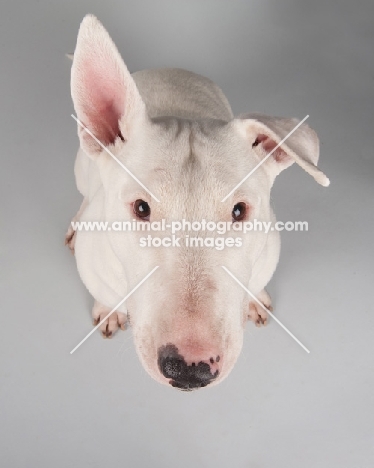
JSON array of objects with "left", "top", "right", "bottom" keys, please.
[{"left": 71, "top": 15, "right": 145, "bottom": 156}]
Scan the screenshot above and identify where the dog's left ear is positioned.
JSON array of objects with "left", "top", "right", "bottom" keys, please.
[
  {"left": 71, "top": 15, "right": 146, "bottom": 156},
  {"left": 235, "top": 113, "right": 330, "bottom": 186}
]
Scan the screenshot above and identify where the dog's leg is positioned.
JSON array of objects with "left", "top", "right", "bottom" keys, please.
[
  {"left": 92, "top": 300, "right": 127, "bottom": 338},
  {"left": 248, "top": 289, "right": 273, "bottom": 327},
  {"left": 65, "top": 198, "right": 88, "bottom": 254}
]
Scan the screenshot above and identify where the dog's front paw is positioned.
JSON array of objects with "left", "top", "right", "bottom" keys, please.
[
  {"left": 65, "top": 199, "right": 88, "bottom": 254},
  {"left": 92, "top": 301, "right": 127, "bottom": 338},
  {"left": 64, "top": 225, "right": 76, "bottom": 254},
  {"left": 248, "top": 289, "right": 273, "bottom": 327}
]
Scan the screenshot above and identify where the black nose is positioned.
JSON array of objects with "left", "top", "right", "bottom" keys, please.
[{"left": 157, "top": 344, "right": 219, "bottom": 391}]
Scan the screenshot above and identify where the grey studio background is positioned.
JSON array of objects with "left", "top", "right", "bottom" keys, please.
[{"left": 1, "top": 1, "right": 373, "bottom": 467}]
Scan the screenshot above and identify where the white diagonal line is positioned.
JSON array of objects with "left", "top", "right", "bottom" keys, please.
[
  {"left": 221, "top": 115, "right": 309, "bottom": 202},
  {"left": 71, "top": 115, "right": 160, "bottom": 202},
  {"left": 70, "top": 266, "right": 159, "bottom": 354},
  {"left": 221, "top": 266, "right": 310, "bottom": 353}
]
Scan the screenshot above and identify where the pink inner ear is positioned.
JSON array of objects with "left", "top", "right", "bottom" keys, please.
[
  {"left": 79, "top": 58, "right": 125, "bottom": 145},
  {"left": 254, "top": 134, "right": 287, "bottom": 162}
]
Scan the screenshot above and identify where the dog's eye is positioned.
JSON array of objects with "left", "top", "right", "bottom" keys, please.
[
  {"left": 133, "top": 199, "right": 150, "bottom": 220},
  {"left": 232, "top": 202, "right": 247, "bottom": 222}
]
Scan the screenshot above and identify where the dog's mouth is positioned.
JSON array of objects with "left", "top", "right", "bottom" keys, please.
[{"left": 169, "top": 374, "right": 217, "bottom": 392}]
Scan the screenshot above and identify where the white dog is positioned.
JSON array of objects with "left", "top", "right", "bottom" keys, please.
[{"left": 66, "top": 15, "right": 329, "bottom": 391}]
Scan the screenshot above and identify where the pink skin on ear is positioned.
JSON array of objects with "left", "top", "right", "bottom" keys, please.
[
  {"left": 71, "top": 15, "right": 145, "bottom": 155},
  {"left": 253, "top": 134, "right": 289, "bottom": 163},
  {"left": 78, "top": 57, "right": 126, "bottom": 146}
]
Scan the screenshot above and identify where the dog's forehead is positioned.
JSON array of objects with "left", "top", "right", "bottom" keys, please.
[
  {"left": 151, "top": 116, "right": 233, "bottom": 161},
  {"left": 147, "top": 117, "right": 249, "bottom": 200},
  {"left": 141, "top": 118, "right": 235, "bottom": 215}
]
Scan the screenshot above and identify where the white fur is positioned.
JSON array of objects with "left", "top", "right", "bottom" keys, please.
[{"left": 68, "top": 15, "right": 329, "bottom": 389}]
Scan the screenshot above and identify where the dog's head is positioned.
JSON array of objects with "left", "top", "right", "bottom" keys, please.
[{"left": 71, "top": 15, "right": 329, "bottom": 390}]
